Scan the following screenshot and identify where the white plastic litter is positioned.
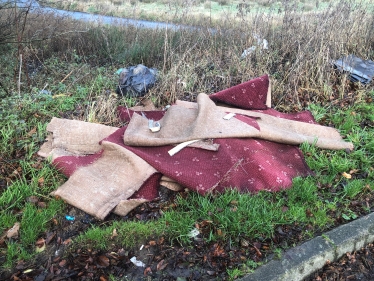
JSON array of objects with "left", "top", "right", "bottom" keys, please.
[
  {"left": 188, "top": 228, "right": 200, "bottom": 238},
  {"left": 168, "top": 139, "right": 201, "bottom": 156},
  {"left": 130, "top": 256, "right": 146, "bottom": 267},
  {"left": 223, "top": 113, "right": 236, "bottom": 120},
  {"left": 241, "top": 33, "right": 269, "bottom": 59},
  {"left": 148, "top": 120, "right": 161, "bottom": 132}
]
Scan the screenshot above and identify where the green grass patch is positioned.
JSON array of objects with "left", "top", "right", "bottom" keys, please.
[
  {"left": 74, "top": 220, "right": 165, "bottom": 250},
  {"left": 159, "top": 175, "right": 335, "bottom": 246}
]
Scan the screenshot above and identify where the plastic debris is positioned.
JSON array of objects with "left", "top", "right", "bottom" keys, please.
[
  {"left": 223, "top": 113, "right": 236, "bottom": 120},
  {"left": 65, "top": 215, "right": 75, "bottom": 221},
  {"left": 130, "top": 256, "right": 146, "bottom": 267},
  {"left": 334, "top": 55, "right": 374, "bottom": 84},
  {"left": 39, "top": 90, "right": 52, "bottom": 96},
  {"left": 168, "top": 139, "right": 201, "bottom": 156},
  {"left": 187, "top": 228, "right": 200, "bottom": 238},
  {"left": 241, "top": 33, "right": 268, "bottom": 59},
  {"left": 148, "top": 120, "right": 161, "bottom": 132},
  {"left": 116, "top": 64, "right": 157, "bottom": 97},
  {"left": 163, "top": 105, "right": 171, "bottom": 111}
]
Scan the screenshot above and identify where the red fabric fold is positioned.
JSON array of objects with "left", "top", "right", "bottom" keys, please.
[{"left": 209, "top": 74, "right": 269, "bottom": 110}]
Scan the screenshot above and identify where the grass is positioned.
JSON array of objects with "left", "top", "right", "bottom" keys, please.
[
  {"left": 0, "top": 0, "right": 373, "bottom": 278},
  {"left": 160, "top": 179, "right": 323, "bottom": 245}
]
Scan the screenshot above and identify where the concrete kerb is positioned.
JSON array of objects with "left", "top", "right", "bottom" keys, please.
[{"left": 238, "top": 212, "right": 374, "bottom": 281}]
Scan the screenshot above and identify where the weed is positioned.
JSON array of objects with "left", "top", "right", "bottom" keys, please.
[
  {"left": 273, "top": 247, "right": 282, "bottom": 259},
  {"left": 227, "top": 268, "right": 243, "bottom": 280},
  {"left": 341, "top": 210, "right": 358, "bottom": 221}
]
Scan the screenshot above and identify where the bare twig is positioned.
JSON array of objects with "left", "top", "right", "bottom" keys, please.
[
  {"left": 18, "top": 54, "right": 22, "bottom": 96},
  {"left": 60, "top": 69, "right": 74, "bottom": 84}
]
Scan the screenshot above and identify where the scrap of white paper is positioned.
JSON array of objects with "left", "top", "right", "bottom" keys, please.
[{"left": 130, "top": 256, "right": 146, "bottom": 267}]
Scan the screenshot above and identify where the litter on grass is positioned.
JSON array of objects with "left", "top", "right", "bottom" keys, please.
[
  {"left": 333, "top": 55, "right": 374, "bottom": 84},
  {"left": 241, "top": 33, "right": 269, "bottom": 59},
  {"left": 116, "top": 64, "right": 157, "bottom": 97},
  {"left": 65, "top": 215, "right": 75, "bottom": 221}
]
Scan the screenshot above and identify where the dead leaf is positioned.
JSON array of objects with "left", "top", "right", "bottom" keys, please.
[
  {"left": 37, "top": 202, "right": 47, "bottom": 208},
  {"left": 158, "top": 237, "right": 165, "bottom": 245},
  {"left": 59, "top": 260, "right": 67, "bottom": 267},
  {"left": 45, "top": 232, "right": 55, "bottom": 245},
  {"left": 27, "top": 127, "right": 37, "bottom": 137},
  {"left": 306, "top": 209, "right": 314, "bottom": 217},
  {"left": 253, "top": 242, "right": 262, "bottom": 249},
  {"left": 144, "top": 267, "right": 152, "bottom": 276},
  {"left": 6, "top": 222, "right": 20, "bottom": 239},
  {"left": 156, "top": 259, "right": 168, "bottom": 271},
  {"left": 253, "top": 245, "right": 262, "bottom": 258},
  {"left": 349, "top": 169, "right": 359, "bottom": 174},
  {"left": 37, "top": 177, "right": 44, "bottom": 187},
  {"left": 36, "top": 238, "right": 45, "bottom": 247},
  {"left": 342, "top": 172, "right": 352, "bottom": 179},
  {"left": 111, "top": 229, "right": 118, "bottom": 239},
  {"left": 27, "top": 196, "right": 39, "bottom": 204},
  {"left": 281, "top": 206, "right": 289, "bottom": 212},
  {"left": 230, "top": 207, "right": 238, "bottom": 212},
  {"left": 16, "top": 260, "right": 26, "bottom": 270},
  {"left": 149, "top": 240, "right": 156, "bottom": 246},
  {"left": 35, "top": 243, "right": 45, "bottom": 253},
  {"left": 199, "top": 220, "right": 213, "bottom": 228},
  {"left": 97, "top": 255, "right": 110, "bottom": 267},
  {"left": 212, "top": 243, "right": 226, "bottom": 257},
  {"left": 63, "top": 238, "right": 72, "bottom": 245},
  {"left": 240, "top": 238, "right": 249, "bottom": 247},
  {"left": 99, "top": 276, "right": 108, "bottom": 281}
]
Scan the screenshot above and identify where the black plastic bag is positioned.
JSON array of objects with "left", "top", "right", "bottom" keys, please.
[
  {"left": 334, "top": 55, "right": 374, "bottom": 84},
  {"left": 116, "top": 64, "right": 157, "bottom": 97}
]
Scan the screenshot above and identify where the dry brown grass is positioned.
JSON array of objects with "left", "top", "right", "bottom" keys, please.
[{"left": 1, "top": 0, "right": 373, "bottom": 109}]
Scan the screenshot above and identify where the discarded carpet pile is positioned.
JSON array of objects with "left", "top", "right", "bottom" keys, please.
[{"left": 38, "top": 75, "right": 353, "bottom": 220}]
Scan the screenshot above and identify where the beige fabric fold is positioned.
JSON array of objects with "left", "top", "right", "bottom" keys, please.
[
  {"left": 174, "top": 96, "right": 354, "bottom": 151},
  {"left": 51, "top": 141, "right": 158, "bottom": 220},
  {"left": 38, "top": 117, "right": 118, "bottom": 159},
  {"left": 113, "top": 199, "right": 149, "bottom": 217},
  {"left": 38, "top": 118, "right": 158, "bottom": 220},
  {"left": 160, "top": 176, "right": 184, "bottom": 191},
  {"left": 123, "top": 93, "right": 260, "bottom": 146}
]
